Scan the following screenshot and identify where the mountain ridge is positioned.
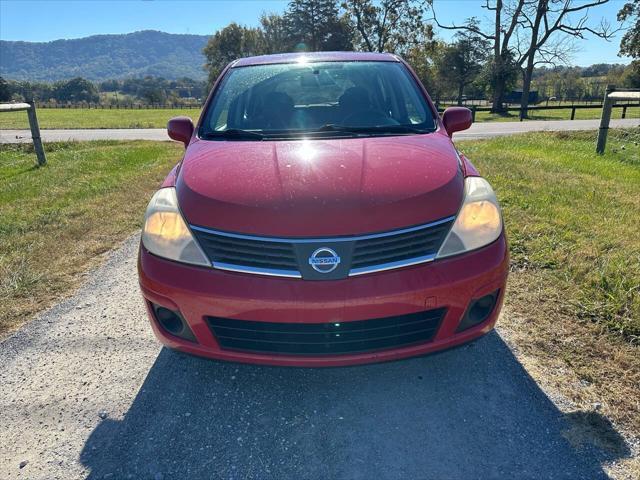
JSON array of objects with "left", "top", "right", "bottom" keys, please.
[{"left": 0, "top": 30, "right": 210, "bottom": 81}]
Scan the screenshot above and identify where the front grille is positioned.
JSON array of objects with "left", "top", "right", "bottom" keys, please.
[
  {"left": 190, "top": 216, "right": 455, "bottom": 279},
  {"left": 206, "top": 308, "right": 446, "bottom": 356},
  {"left": 351, "top": 220, "right": 453, "bottom": 270},
  {"left": 192, "top": 229, "right": 298, "bottom": 271}
]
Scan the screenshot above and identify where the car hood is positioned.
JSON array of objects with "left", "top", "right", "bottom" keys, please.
[{"left": 176, "top": 131, "right": 463, "bottom": 237}]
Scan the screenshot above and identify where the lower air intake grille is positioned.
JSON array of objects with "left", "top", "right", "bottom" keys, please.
[{"left": 206, "top": 308, "right": 446, "bottom": 356}]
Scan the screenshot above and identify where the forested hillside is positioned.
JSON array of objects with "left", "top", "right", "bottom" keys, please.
[{"left": 0, "top": 30, "right": 209, "bottom": 81}]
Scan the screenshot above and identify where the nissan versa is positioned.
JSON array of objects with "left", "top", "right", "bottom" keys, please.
[{"left": 137, "top": 52, "right": 508, "bottom": 367}]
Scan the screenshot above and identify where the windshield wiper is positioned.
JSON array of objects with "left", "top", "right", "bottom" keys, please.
[
  {"left": 201, "top": 129, "right": 265, "bottom": 140},
  {"left": 315, "top": 124, "right": 431, "bottom": 135}
]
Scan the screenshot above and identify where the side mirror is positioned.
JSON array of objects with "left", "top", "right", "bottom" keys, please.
[
  {"left": 442, "top": 107, "right": 472, "bottom": 137},
  {"left": 167, "top": 117, "right": 194, "bottom": 147}
]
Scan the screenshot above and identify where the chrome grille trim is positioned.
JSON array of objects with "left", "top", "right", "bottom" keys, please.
[
  {"left": 189, "top": 216, "right": 455, "bottom": 244},
  {"left": 213, "top": 262, "right": 302, "bottom": 279},
  {"left": 348, "top": 253, "right": 437, "bottom": 277}
]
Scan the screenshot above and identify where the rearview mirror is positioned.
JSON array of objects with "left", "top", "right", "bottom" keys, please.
[
  {"left": 442, "top": 107, "right": 472, "bottom": 137},
  {"left": 167, "top": 117, "right": 194, "bottom": 147}
]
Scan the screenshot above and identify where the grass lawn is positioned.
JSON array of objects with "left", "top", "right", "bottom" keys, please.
[
  {"left": 0, "top": 105, "right": 636, "bottom": 129},
  {"left": 1, "top": 132, "right": 638, "bottom": 474},
  {"left": 0, "top": 108, "right": 202, "bottom": 129},
  {"left": 0, "top": 141, "right": 183, "bottom": 337}
]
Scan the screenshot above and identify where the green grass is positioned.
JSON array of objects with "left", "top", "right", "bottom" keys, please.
[
  {"left": 0, "top": 140, "right": 183, "bottom": 336},
  {"left": 459, "top": 129, "right": 640, "bottom": 340},
  {"left": 0, "top": 105, "right": 636, "bottom": 129},
  {"left": 0, "top": 108, "right": 202, "bottom": 129}
]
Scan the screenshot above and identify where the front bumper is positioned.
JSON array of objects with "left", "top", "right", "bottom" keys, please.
[{"left": 138, "top": 234, "right": 508, "bottom": 367}]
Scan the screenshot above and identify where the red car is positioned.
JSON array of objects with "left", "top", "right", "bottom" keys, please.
[{"left": 138, "top": 52, "right": 508, "bottom": 367}]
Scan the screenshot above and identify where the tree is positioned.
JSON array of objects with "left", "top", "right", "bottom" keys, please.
[
  {"left": 342, "top": 0, "right": 429, "bottom": 54},
  {"left": 618, "top": 1, "right": 640, "bottom": 58},
  {"left": 621, "top": 61, "right": 640, "bottom": 87},
  {"left": 99, "top": 79, "right": 120, "bottom": 92},
  {"left": 0, "top": 77, "right": 10, "bottom": 102},
  {"left": 403, "top": 40, "right": 441, "bottom": 93},
  {"left": 136, "top": 77, "right": 169, "bottom": 104},
  {"left": 284, "top": 0, "right": 353, "bottom": 51},
  {"left": 435, "top": 29, "right": 489, "bottom": 105},
  {"left": 618, "top": 1, "right": 640, "bottom": 87},
  {"left": 203, "top": 23, "right": 267, "bottom": 88},
  {"left": 260, "top": 13, "right": 292, "bottom": 53},
  {"left": 430, "top": 0, "right": 616, "bottom": 114},
  {"left": 479, "top": 49, "right": 520, "bottom": 107},
  {"left": 517, "top": 0, "right": 615, "bottom": 118},
  {"left": 141, "top": 87, "right": 167, "bottom": 104},
  {"left": 52, "top": 77, "right": 99, "bottom": 103},
  {"left": 430, "top": 3, "right": 524, "bottom": 112}
]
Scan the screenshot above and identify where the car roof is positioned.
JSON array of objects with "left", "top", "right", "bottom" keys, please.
[{"left": 232, "top": 51, "right": 401, "bottom": 67}]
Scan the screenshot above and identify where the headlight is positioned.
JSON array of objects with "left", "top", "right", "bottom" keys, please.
[
  {"left": 437, "top": 176, "right": 502, "bottom": 258},
  {"left": 141, "top": 187, "right": 210, "bottom": 266}
]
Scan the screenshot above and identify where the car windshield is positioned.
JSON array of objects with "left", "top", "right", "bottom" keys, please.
[{"left": 200, "top": 61, "right": 436, "bottom": 139}]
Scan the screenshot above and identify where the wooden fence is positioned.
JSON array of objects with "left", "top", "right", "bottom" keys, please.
[
  {"left": 437, "top": 102, "right": 638, "bottom": 122},
  {"left": 596, "top": 86, "right": 640, "bottom": 154},
  {"left": 30, "top": 100, "right": 640, "bottom": 121},
  {"left": 0, "top": 101, "right": 46, "bottom": 166}
]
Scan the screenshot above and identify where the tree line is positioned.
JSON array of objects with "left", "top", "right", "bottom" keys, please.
[
  {"left": 0, "top": 62, "right": 628, "bottom": 108},
  {"left": 1, "top": 0, "right": 637, "bottom": 113},
  {"left": 0, "top": 76, "right": 206, "bottom": 106},
  {"left": 203, "top": 0, "right": 638, "bottom": 115}
]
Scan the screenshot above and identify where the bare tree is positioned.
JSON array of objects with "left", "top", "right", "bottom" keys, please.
[
  {"left": 429, "top": 0, "right": 617, "bottom": 114},
  {"left": 517, "top": 0, "right": 617, "bottom": 118},
  {"left": 429, "top": 0, "right": 527, "bottom": 112}
]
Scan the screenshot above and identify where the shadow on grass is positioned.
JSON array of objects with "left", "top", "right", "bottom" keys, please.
[
  {"left": 562, "top": 411, "right": 631, "bottom": 460},
  {"left": 79, "top": 332, "right": 629, "bottom": 479}
]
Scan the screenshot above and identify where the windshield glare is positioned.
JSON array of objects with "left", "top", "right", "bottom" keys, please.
[{"left": 201, "top": 61, "right": 436, "bottom": 138}]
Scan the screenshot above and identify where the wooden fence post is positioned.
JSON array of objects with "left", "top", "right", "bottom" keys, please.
[
  {"left": 26, "top": 100, "right": 47, "bottom": 166},
  {"left": 596, "top": 85, "right": 615, "bottom": 155}
]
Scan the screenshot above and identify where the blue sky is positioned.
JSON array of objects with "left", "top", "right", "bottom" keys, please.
[{"left": 0, "top": 0, "right": 630, "bottom": 66}]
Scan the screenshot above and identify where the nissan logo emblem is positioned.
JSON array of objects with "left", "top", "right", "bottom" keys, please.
[{"left": 308, "top": 247, "right": 341, "bottom": 273}]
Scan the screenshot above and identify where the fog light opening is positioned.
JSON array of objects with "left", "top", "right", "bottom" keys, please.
[
  {"left": 457, "top": 290, "right": 500, "bottom": 332},
  {"left": 469, "top": 295, "right": 496, "bottom": 323},
  {"left": 151, "top": 304, "right": 197, "bottom": 342},
  {"left": 156, "top": 307, "right": 184, "bottom": 335}
]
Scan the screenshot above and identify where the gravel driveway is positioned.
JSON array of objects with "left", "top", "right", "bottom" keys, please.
[{"left": 0, "top": 236, "right": 623, "bottom": 479}]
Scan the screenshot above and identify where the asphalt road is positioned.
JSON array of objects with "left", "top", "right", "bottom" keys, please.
[
  {"left": 1, "top": 118, "right": 638, "bottom": 143},
  {"left": 0, "top": 235, "right": 625, "bottom": 480}
]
